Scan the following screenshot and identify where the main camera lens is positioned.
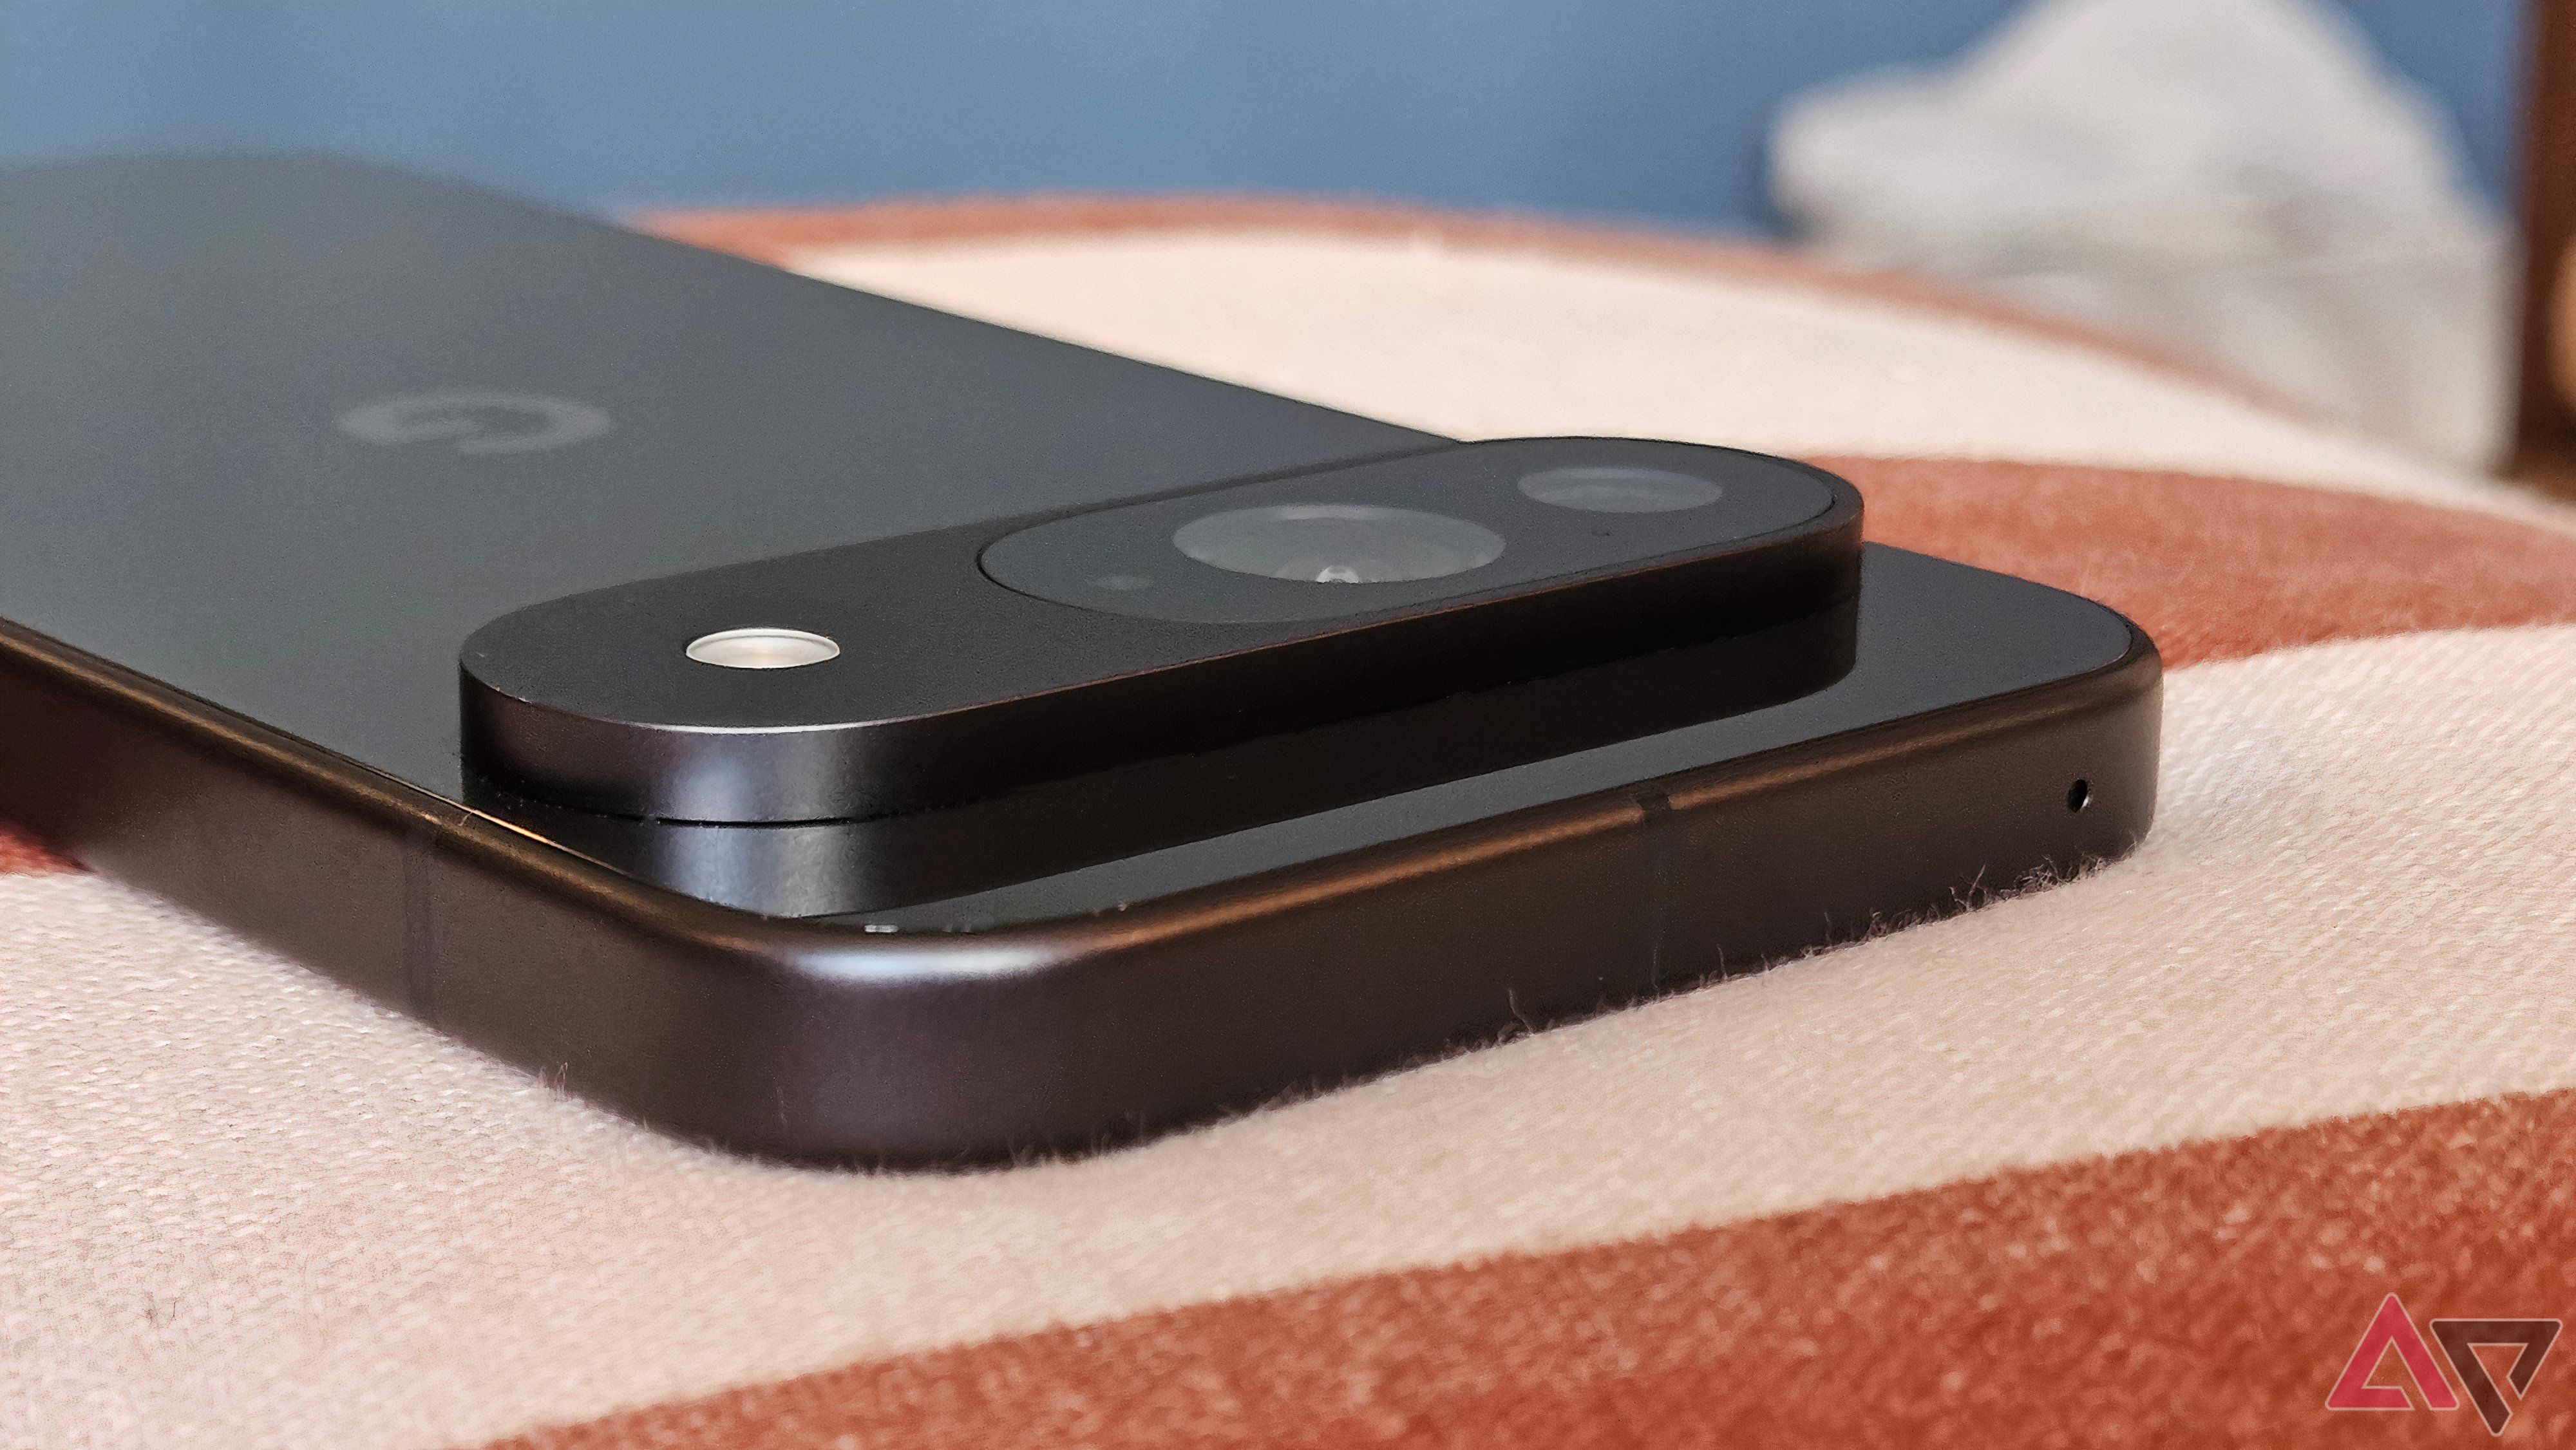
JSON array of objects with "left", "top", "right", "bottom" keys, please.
[
  {"left": 1518, "top": 466, "right": 1723, "bottom": 513},
  {"left": 1172, "top": 504, "right": 1504, "bottom": 584}
]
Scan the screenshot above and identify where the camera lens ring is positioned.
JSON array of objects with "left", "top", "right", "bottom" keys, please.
[
  {"left": 1518, "top": 466, "right": 1723, "bottom": 514},
  {"left": 1172, "top": 504, "right": 1505, "bottom": 585}
]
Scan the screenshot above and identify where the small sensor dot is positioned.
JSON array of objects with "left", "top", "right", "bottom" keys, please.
[{"left": 685, "top": 627, "right": 840, "bottom": 670}]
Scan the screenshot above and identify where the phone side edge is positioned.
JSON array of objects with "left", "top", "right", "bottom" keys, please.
[{"left": 0, "top": 603, "right": 2157, "bottom": 1165}]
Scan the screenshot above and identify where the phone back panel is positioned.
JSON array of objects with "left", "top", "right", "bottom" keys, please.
[
  {"left": 0, "top": 154, "right": 1435, "bottom": 800},
  {"left": 0, "top": 155, "right": 2160, "bottom": 1158}
]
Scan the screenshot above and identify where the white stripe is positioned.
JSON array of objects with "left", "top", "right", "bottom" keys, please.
[{"left": 790, "top": 232, "right": 2576, "bottom": 531}]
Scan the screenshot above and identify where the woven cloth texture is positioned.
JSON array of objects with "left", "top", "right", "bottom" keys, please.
[{"left": 5, "top": 200, "right": 2574, "bottom": 1450}]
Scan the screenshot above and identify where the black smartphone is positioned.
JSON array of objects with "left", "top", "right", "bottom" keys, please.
[{"left": 0, "top": 154, "right": 2159, "bottom": 1163}]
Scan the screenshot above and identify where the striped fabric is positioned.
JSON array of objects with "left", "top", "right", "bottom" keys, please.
[{"left": 6, "top": 200, "right": 2574, "bottom": 1449}]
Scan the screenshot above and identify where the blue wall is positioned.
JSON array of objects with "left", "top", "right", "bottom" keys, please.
[{"left": 0, "top": 1, "right": 2524, "bottom": 231}]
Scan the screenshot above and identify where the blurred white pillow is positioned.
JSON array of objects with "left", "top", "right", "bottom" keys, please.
[{"left": 1772, "top": 0, "right": 2508, "bottom": 469}]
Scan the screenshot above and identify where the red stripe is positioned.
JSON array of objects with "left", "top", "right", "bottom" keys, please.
[
  {"left": 487, "top": 1089, "right": 2576, "bottom": 1448},
  {"left": 1837, "top": 457, "right": 2576, "bottom": 668},
  {"left": 0, "top": 822, "right": 73, "bottom": 874}
]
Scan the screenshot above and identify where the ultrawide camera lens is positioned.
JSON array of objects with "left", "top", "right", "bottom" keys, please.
[
  {"left": 1518, "top": 466, "right": 1722, "bottom": 513},
  {"left": 1172, "top": 504, "right": 1504, "bottom": 584}
]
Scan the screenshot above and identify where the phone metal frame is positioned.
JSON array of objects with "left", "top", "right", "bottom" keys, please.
[{"left": 0, "top": 547, "right": 2156, "bottom": 1163}]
